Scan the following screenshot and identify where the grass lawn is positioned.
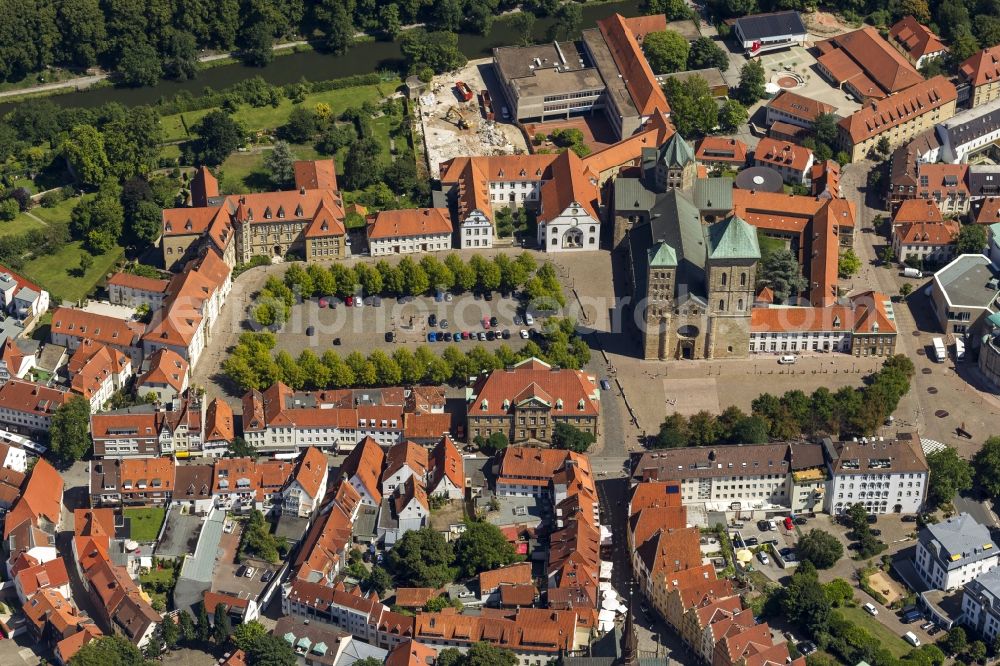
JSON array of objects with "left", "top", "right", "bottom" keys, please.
[
  {"left": 0, "top": 213, "right": 47, "bottom": 238},
  {"left": 21, "top": 240, "right": 123, "bottom": 303},
  {"left": 837, "top": 605, "right": 911, "bottom": 658},
  {"left": 31, "top": 195, "right": 85, "bottom": 225},
  {"left": 757, "top": 230, "right": 788, "bottom": 259},
  {"left": 159, "top": 79, "right": 402, "bottom": 143},
  {"left": 125, "top": 507, "right": 167, "bottom": 542},
  {"left": 218, "top": 143, "right": 337, "bottom": 194}
]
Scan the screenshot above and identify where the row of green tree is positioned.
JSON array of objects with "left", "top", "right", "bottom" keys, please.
[
  {"left": 223, "top": 321, "right": 590, "bottom": 392},
  {"left": 252, "top": 252, "right": 564, "bottom": 328},
  {"left": 654, "top": 355, "right": 915, "bottom": 446}
]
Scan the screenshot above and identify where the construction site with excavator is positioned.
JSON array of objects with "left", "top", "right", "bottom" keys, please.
[{"left": 416, "top": 58, "right": 529, "bottom": 175}]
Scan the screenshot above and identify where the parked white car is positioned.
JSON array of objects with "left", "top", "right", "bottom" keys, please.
[{"left": 864, "top": 603, "right": 878, "bottom": 616}]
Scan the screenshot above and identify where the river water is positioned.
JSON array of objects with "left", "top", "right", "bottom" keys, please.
[{"left": 3, "top": 0, "right": 642, "bottom": 112}]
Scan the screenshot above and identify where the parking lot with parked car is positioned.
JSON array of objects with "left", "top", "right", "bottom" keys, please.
[{"left": 276, "top": 290, "right": 548, "bottom": 357}]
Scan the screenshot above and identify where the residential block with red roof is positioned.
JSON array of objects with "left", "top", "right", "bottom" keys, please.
[
  {"left": 0, "top": 379, "right": 70, "bottom": 434},
  {"left": 836, "top": 76, "right": 957, "bottom": 162},
  {"left": 695, "top": 137, "right": 748, "bottom": 170},
  {"left": 90, "top": 393, "right": 205, "bottom": 458},
  {"left": 107, "top": 272, "right": 170, "bottom": 309},
  {"left": 815, "top": 26, "right": 924, "bottom": 101},
  {"left": 427, "top": 435, "right": 464, "bottom": 500},
  {"left": 67, "top": 339, "right": 132, "bottom": 412},
  {"left": 892, "top": 216, "right": 961, "bottom": 264},
  {"left": 280, "top": 446, "right": 329, "bottom": 517},
  {"left": 750, "top": 291, "right": 898, "bottom": 357},
  {"left": 752, "top": 138, "right": 814, "bottom": 185},
  {"left": 366, "top": 208, "right": 453, "bottom": 257},
  {"left": 960, "top": 45, "right": 1000, "bottom": 108},
  {"left": 888, "top": 16, "right": 947, "bottom": 69},
  {"left": 135, "top": 348, "right": 189, "bottom": 403},
  {"left": 466, "top": 357, "right": 599, "bottom": 448},
  {"left": 161, "top": 160, "right": 347, "bottom": 270}
]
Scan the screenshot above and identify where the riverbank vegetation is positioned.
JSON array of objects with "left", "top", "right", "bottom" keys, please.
[{"left": 0, "top": 0, "right": 635, "bottom": 90}]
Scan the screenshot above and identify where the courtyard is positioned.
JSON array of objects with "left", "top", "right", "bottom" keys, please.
[{"left": 753, "top": 45, "right": 861, "bottom": 117}]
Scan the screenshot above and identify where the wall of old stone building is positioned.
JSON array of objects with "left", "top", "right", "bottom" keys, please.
[{"left": 707, "top": 314, "right": 752, "bottom": 359}]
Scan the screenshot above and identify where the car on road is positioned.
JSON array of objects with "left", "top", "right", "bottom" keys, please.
[
  {"left": 901, "top": 609, "right": 923, "bottom": 623},
  {"left": 525, "top": 313, "right": 535, "bottom": 325},
  {"left": 484, "top": 292, "right": 494, "bottom": 301},
  {"left": 461, "top": 331, "right": 470, "bottom": 340},
  {"left": 486, "top": 331, "right": 496, "bottom": 341},
  {"left": 346, "top": 296, "right": 354, "bottom": 306},
  {"left": 443, "top": 332, "right": 453, "bottom": 341},
  {"left": 244, "top": 566, "right": 256, "bottom": 579},
  {"left": 864, "top": 603, "right": 878, "bottom": 616},
  {"left": 440, "top": 319, "right": 449, "bottom": 329},
  {"left": 600, "top": 379, "right": 612, "bottom": 390},
  {"left": 435, "top": 291, "right": 444, "bottom": 302},
  {"left": 502, "top": 329, "right": 510, "bottom": 339},
  {"left": 236, "top": 565, "right": 247, "bottom": 577},
  {"left": 767, "top": 519, "right": 777, "bottom": 531},
  {"left": 385, "top": 332, "right": 395, "bottom": 343},
  {"left": 778, "top": 355, "right": 796, "bottom": 364},
  {"left": 797, "top": 642, "right": 817, "bottom": 656},
  {"left": 867, "top": 514, "right": 877, "bottom": 524},
  {"left": 372, "top": 296, "right": 382, "bottom": 307},
  {"left": 514, "top": 315, "right": 523, "bottom": 326},
  {"left": 445, "top": 293, "right": 453, "bottom": 302},
  {"left": 354, "top": 297, "right": 362, "bottom": 308},
  {"left": 744, "top": 537, "right": 759, "bottom": 546},
  {"left": 784, "top": 517, "right": 794, "bottom": 530},
  {"left": 794, "top": 516, "right": 808, "bottom": 525},
  {"left": 319, "top": 297, "right": 328, "bottom": 308},
  {"left": 427, "top": 332, "right": 438, "bottom": 342},
  {"left": 224, "top": 521, "right": 234, "bottom": 534},
  {"left": 490, "top": 316, "right": 499, "bottom": 328},
  {"left": 428, "top": 314, "right": 437, "bottom": 327},
  {"left": 757, "top": 520, "right": 769, "bottom": 531},
  {"left": 903, "top": 632, "right": 921, "bottom": 647},
  {"left": 902, "top": 515, "right": 918, "bottom": 522},
  {"left": 920, "top": 622, "right": 935, "bottom": 632},
  {"left": 261, "top": 570, "right": 274, "bottom": 583},
  {"left": 757, "top": 551, "right": 769, "bottom": 565},
  {"left": 520, "top": 329, "right": 529, "bottom": 339},
  {"left": 478, "top": 332, "right": 486, "bottom": 341},
  {"left": 306, "top": 326, "right": 315, "bottom": 336},
  {"left": 870, "top": 528, "right": 882, "bottom": 536},
  {"left": 482, "top": 317, "right": 490, "bottom": 329}
]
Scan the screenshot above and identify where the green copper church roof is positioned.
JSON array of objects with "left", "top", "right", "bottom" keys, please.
[
  {"left": 706, "top": 215, "right": 761, "bottom": 260},
  {"left": 658, "top": 133, "right": 695, "bottom": 168},
  {"left": 648, "top": 242, "right": 678, "bottom": 267}
]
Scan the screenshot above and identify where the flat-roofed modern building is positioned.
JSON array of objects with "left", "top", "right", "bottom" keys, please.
[
  {"left": 732, "top": 11, "right": 807, "bottom": 55},
  {"left": 493, "top": 13, "right": 669, "bottom": 141},
  {"left": 929, "top": 254, "right": 1000, "bottom": 342}
]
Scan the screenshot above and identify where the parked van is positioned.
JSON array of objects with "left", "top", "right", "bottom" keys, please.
[
  {"left": 902, "top": 267, "right": 923, "bottom": 278},
  {"left": 778, "top": 355, "right": 796, "bottom": 364},
  {"left": 903, "top": 632, "right": 921, "bottom": 647}
]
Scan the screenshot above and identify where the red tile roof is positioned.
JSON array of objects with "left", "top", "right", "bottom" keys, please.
[
  {"left": 889, "top": 16, "right": 946, "bottom": 63},
  {"left": 367, "top": 208, "right": 452, "bottom": 240},
  {"left": 293, "top": 159, "right": 338, "bottom": 191},
  {"left": 384, "top": 440, "right": 428, "bottom": 483},
  {"left": 894, "top": 220, "right": 959, "bottom": 246},
  {"left": 468, "top": 357, "right": 599, "bottom": 417},
  {"left": 190, "top": 166, "right": 219, "bottom": 207},
  {"left": 394, "top": 587, "right": 438, "bottom": 608},
  {"left": 107, "top": 272, "right": 170, "bottom": 293},
  {"left": 838, "top": 76, "right": 956, "bottom": 144},
  {"left": 893, "top": 197, "right": 944, "bottom": 225},
  {"left": 695, "top": 137, "right": 748, "bottom": 165},
  {"left": 597, "top": 13, "right": 671, "bottom": 116},
  {"left": 385, "top": 639, "right": 438, "bottom": 666},
  {"left": 51, "top": 308, "right": 144, "bottom": 348},
  {"left": 754, "top": 138, "right": 813, "bottom": 174},
  {"left": 817, "top": 26, "right": 923, "bottom": 97},
  {"left": 766, "top": 90, "right": 835, "bottom": 122},
  {"left": 975, "top": 197, "right": 1000, "bottom": 224},
  {"left": 960, "top": 45, "right": 1000, "bottom": 87},
  {"left": 480, "top": 562, "right": 533, "bottom": 593},
  {"left": 429, "top": 435, "right": 464, "bottom": 494},
  {"left": 341, "top": 436, "right": 386, "bottom": 504},
  {"left": 4, "top": 457, "right": 62, "bottom": 538},
  {"left": 293, "top": 446, "right": 328, "bottom": 499},
  {"left": 137, "top": 348, "right": 188, "bottom": 393},
  {"left": 16, "top": 557, "right": 69, "bottom": 597}
]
